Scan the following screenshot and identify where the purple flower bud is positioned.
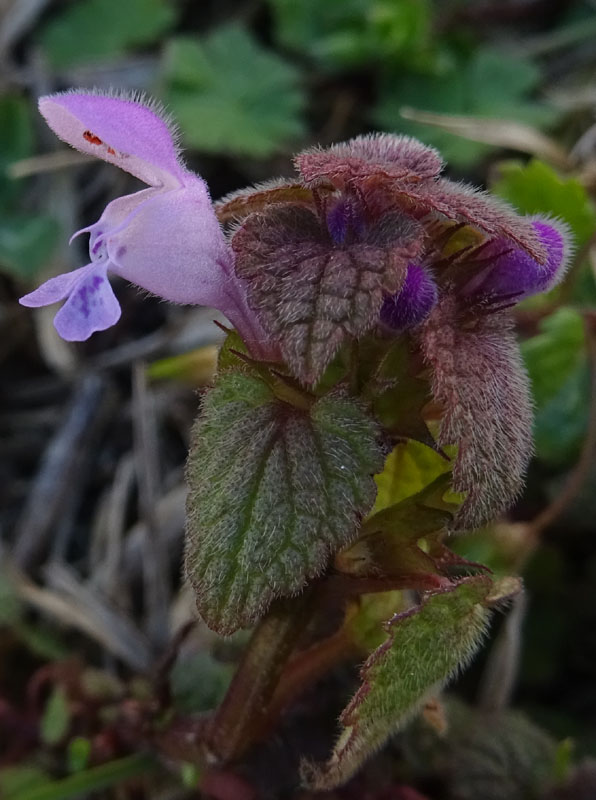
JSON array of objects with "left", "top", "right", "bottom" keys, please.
[
  {"left": 325, "top": 197, "right": 367, "bottom": 244},
  {"left": 463, "top": 218, "right": 571, "bottom": 303},
  {"left": 380, "top": 264, "right": 438, "bottom": 331},
  {"left": 20, "top": 91, "right": 268, "bottom": 353}
]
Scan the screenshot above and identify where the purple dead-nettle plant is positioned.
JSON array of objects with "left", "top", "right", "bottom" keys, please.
[{"left": 21, "top": 92, "right": 572, "bottom": 788}]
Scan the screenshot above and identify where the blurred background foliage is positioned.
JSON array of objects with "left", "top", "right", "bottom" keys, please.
[{"left": 2, "top": 1, "right": 596, "bottom": 798}]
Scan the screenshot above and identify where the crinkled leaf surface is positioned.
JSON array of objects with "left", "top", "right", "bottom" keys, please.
[
  {"left": 38, "top": 0, "right": 177, "bottom": 67},
  {"left": 233, "top": 205, "right": 421, "bottom": 384},
  {"left": 305, "top": 577, "right": 499, "bottom": 790},
  {"left": 185, "top": 372, "right": 383, "bottom": 634},
  {"left": 162, "top": 26, "right": 305, "bottom": 157}
]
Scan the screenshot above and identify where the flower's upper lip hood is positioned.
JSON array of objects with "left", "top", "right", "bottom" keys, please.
[{"left": 38, "top": 91, "right": 189, "bottom": 190}]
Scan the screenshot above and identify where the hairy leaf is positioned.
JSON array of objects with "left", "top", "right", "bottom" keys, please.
[
  {"left": 305, "top": 577, "right": 499, "bottom": 789},
  {"left": 294, "top": 141, "right": 545, "bottom": 264},
  {"left": 346, "top": 591, "right": 406, "bottom": 653},
  {"left": 232, "top": 204, "right": 422, "bottom": 384},
  {"left": 296, "top": 132, "right": 443, "bottom": 188},
  {"left": 407, "top": 179, "right": 546, "bottom": 263},
  {"left": 421, "top": 297, "right": 532, "bottom": 529},
  {"left": 185, "top": 372, "right": 383, "bottom": 634},
  {"left": 162, "top": 27, "right": 305, "bottom": 157},
  {"left": 215, "top": 179, "right": 315, "bottom": 224}
]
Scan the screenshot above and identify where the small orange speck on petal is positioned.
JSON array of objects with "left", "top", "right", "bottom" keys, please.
[{"left": 83, "top": 130, "right": 102, "bottom": 145}]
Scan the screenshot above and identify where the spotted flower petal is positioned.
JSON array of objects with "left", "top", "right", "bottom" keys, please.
[
  {"left": 20, "top": 265, "right": 90, "bottom": 308},
  {"left": 54, "top": 264, "right": 121, "bottom": 341}
]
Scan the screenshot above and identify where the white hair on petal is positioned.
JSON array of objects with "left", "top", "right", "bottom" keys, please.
[
  {"left": 44, "top": 87, "right": 184, "bottom": 159},
  {"left": 527, "top": 213, "right": 575, "bottom": 275}
]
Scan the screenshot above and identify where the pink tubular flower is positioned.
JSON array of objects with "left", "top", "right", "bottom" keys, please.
[{"left": 20, "top": 90, "right": 267, "bottom": 352}]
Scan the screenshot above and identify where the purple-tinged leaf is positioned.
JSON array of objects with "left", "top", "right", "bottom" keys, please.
[
  {"left": 215, "top": 178, "right": 315, "bottom": 224},
  {"left": 294, "top": 134, "right": 545, "bottom": 262},
  {"left": 407, "top": 179, "right": 547, "bottom": 263},
  {"left": 232, "top": 204, "right": 423, "bottom": 384},
  {"left": 420, "top": 296, "right": 533, "bottom": 529},
  {"left": 296, "top": 133, "right": 443, "bottom": 188}
]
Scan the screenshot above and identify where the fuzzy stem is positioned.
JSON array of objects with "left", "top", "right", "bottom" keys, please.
[{"left": 204, "top": 590, "right": 316, "bottom": 763}]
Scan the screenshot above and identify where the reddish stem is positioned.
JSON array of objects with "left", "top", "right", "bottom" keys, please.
[{"left": 204, "top": 591, "right": 316, "bottom": 763}]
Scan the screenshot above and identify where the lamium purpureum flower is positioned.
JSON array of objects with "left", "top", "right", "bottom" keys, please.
[{"left": 19, "top": 91, "right": 267, "bottom": 354}]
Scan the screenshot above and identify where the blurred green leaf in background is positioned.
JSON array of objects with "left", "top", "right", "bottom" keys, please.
[
  {"left": 161, "top": 25, "right": 306, "bottom": 158},
  {"left": 268, "top": 0, "right": 436, "bottom": 71},
  {"left": 374, "top": 49, "right": 557, "bottom": 167},
  {"left": 0, "top": 96, "right": 59, "bottom": 280},
  {"left": 38, "top": 0, "right": 178, "bottom": 68}
]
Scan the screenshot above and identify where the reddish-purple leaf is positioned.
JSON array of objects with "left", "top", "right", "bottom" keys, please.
[
  {"left": 232, "top": 204, "right": 423, "bottom": 384},
  {"left": 215, "top": 178, "right": 315, "bottom": 224},
  {"left": 420, "top": 296, "right": 533, "bottom": 529},
  {"left": 295, "top": 133, "right": 443, "bottom": 188}
]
